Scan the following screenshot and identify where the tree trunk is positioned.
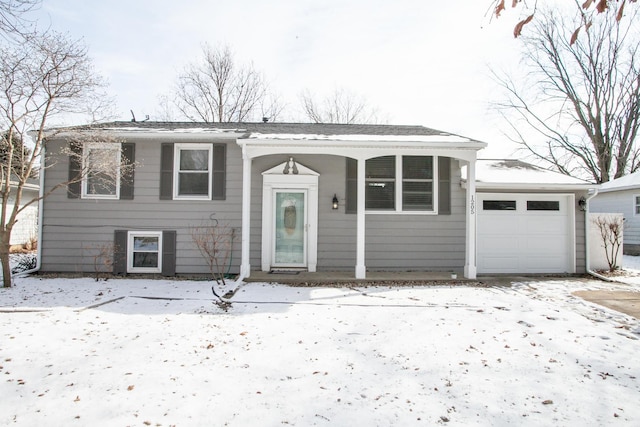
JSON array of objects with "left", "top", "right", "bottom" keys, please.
[{"left": 0, "top": 230, "right": 12, "bottom": 287}]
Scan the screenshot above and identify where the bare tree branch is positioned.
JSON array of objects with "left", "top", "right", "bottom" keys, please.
[
  {"left": 492, "top": 3, "right": 640, "bottom": 183},
  {"left": 173, "top": 44, "right": 281, "bottom": 123},
  {"left": 299, "top": 87, "right": 387, "bottom": 124}
]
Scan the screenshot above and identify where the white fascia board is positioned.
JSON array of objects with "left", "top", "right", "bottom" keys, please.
[
  {"left": 596, "top": 184, "right": 638, "bottom": 193},
  {"left": 238, "top": 138, "right": 486, "bottom": 159},
  {"left": 469, "top": 182, "right": 596, "bottom": 191}
]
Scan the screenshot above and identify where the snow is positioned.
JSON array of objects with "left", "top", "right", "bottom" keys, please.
[
  {"left": 247, "top": 133, "right": 476, "bottom": 144},
  {"left": 1, "top": 273, "right": 639, "bottom": 426},
  {"left": 469, "top": 160, "right": 594, "bottom": 188}
]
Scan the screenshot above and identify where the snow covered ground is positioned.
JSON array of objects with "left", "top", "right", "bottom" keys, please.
[{"left": 1, "top": 264, "right": 640, "bottom": 426}]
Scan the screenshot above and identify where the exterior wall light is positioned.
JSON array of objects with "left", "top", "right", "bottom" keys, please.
[
  {"left": 578, "top": 196, "right": 587, "bottom": 211},
  {"left": 332, "top": 194, "right": 339, "bottom": 210}
]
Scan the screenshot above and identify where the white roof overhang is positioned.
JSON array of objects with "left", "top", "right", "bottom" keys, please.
[{"left": 237, "top": 134, "right": 487, "bottom": 162}]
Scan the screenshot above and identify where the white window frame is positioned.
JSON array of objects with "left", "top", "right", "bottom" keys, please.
[
  {"left": 634, "top": 195, "right": 640, "bottom": 215},
  {"left": 173, "top": 143, "right": 213, "bottom": 200},
  {"left": 81, "top": 142, "right": 121, "bottom": 200},
  {"left": 366, "top": 155, "right": 438, "bottom": 215},
  {"left": 127, "top": 231, "right": 163, "bottom": 273}
]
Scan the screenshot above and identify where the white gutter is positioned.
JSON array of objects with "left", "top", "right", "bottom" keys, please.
[
  {"left": 583, "top": 189, "right": 612, "bottom": 281},
  {"left": 14, "top": 144, "right": 44, "bottom": 278}
]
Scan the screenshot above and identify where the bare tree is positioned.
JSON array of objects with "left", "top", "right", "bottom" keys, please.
[
  {"left": 493, "top": 3, "right": 640, "bottom": 183},
  {"left": 173, "top": 44, "right": 281, "bottom": 123},
  {"left": 300, "top": 87, "right": 386, "bottom": 124},
  {"left": 0, "top": 31, "right": 117, "bottom": 287},
  {"left": 593, "top": 215, "right": 624, "bottom": 272},
  {"left": 489, "top": 0, "right": 637, "bottom": 40},
  {"left": 190, "top": 220, "right": 236, "bottom": 306},
  {"left": 0, "top": 0, "right": 40, "bottom": 38}
]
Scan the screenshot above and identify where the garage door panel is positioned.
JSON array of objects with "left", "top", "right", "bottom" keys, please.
[
  {"left": 478, "top": 256, "right": 521, "bottom": 272},
  {"left": 478, "top": 193, "right": 573, "bottom": 274},
  {"left": 479, "top": 236, "right": 520, "bottom": 252}
]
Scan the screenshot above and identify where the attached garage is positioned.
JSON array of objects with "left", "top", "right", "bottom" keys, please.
[
  {"left": 468, "top": 160, "right": 595, "bottom": 275},
  {"left": 477, "top": 193, "right": 575, "bottom": 274}
]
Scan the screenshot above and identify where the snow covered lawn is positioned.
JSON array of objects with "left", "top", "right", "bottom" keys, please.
[{"left": 1, "top": 274, "right": 639, "bottom": 426}]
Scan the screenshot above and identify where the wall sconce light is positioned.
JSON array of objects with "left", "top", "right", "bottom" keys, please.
[
  {"left": 332, "top": 194, "right": 339, "bottom": 210},
  {"left": 578, "top": 196, "right": 587, "bottom": 211}
]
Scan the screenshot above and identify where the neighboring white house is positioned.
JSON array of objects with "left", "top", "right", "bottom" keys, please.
[
  {"left": 590, "top": 171, "right": 640, "bottom": 254},
  {"left": 5, "top": 180, "right": 39, "bottom": 247}
]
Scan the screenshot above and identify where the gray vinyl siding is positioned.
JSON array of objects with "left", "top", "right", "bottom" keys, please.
[
  {"left": 40, "top": 136, "right": 242, "bottom": 275},
  {"left": 249, "top": 155, "right": 463, "bottom": 272},
  {"left": 591, "top": 190, "right": 640, "bottom": 246}
]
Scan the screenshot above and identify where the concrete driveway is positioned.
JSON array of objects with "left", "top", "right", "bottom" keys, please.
[{"left": 573, "top": 290, "right": 640, "bottom": 319}]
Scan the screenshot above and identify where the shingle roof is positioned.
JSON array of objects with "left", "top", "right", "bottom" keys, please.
[
  {"left": 598, "top": 170, "right": 640, "bottom": 192},
  {"left": 78, "top": 121, "right": 481, "bottom": 141}
]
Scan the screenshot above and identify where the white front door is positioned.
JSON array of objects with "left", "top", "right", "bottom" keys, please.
[{"left": 273, "top": 190, "right": 307, "bottom": 268}]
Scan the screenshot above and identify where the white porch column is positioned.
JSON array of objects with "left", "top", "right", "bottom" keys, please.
[
  {"left": 464, "top": 159, "right": 477, "bottom": 279},
  {"left": 239, "top": 155, "right": 252, "bottom": 280},
  {"left": 355, "top": 158, "right": 366, "bottom": 278}
]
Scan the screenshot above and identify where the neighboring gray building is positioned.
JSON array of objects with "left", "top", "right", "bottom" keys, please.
[
  {"left": 38, "top": 122, "right": 594, "bottom": 278},
  {"left": 590, "top": 171, "right": 640, "bottom": 254}
]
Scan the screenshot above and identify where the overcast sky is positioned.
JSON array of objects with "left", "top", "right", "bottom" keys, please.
[{"left": 31, "top": 0, "right": 538, "bottom": 157}]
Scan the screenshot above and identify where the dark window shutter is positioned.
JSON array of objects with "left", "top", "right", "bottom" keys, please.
[
  {"left": 346, "top": 158, "right": 357, "bottom": 214},
  {"left": 212, "top": 143, "right": 226, "bottom": 200},
  {"left": 113, "top": 230, "right": 128, "bottom": 275},
  {"left": 67, "top": 141, "right": 82, "bottom": 198},
  {"left": 120, "top": 143, "right": 135, "bottom": 200},
  {"left": 162, "top": 230, "right": 177, "bottom": 276},
  {"left": 438, "top": 156, "right": 451, "bottom": 215},
  {"left": 160, "top": 143, "right": 174, "bottom": 200}
]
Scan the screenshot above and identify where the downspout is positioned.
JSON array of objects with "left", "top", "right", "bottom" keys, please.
[
  {"left": 584, "top": 189, "right": 611, "bottom": 281},
  {"left": 15, "top": 142, "right": 44, "bottom": 277}
]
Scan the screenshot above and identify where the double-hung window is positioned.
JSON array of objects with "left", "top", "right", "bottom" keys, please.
[
  {"left": 635, "top": 195, "right": 640, "bottom": 215},
  {"left": 82, "top": 143, "right": 121, "bottom": 199},
  {"left": 363, "top": 155, "right": 436, "bottom": 212},
  {"left": 174, "top": 144, "right": 212, "bottom": 199},
  {"left": 127, "top": 231, "right": 162, "bottom": 273}
]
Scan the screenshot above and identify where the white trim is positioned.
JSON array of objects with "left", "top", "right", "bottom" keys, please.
[
  {"left": 173, "top": 143, "right": 213, "bottom": 201},
  {"left": 239, "top": 155, "right": 252, "bottom": 280},
  {"left": 81, "top": 142, "right": 121, "bottom": 200},
  {"left": 261, "top": 161, "right": 319, "bottom": 273},
  {"left": 633, "top": 194, "right": 640, "bottom": 216},
  {"left": 127, "top": 231, "right": 163, "bottom": 273}
]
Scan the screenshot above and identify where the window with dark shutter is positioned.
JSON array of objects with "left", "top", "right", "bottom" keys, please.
[
  {"left": 67, "top": 141, "right": 82, "bottom": 198},
  {"left": 438, "top": 156, "right": 451, "bottom": 215},
  {"left": 160, "top": 143, "right": 174, "bottom": 199},
  {"left": 113, "top": 230, "right": 128, "bottom": 275},
  {"left": 162, "top": 230, "right": 177, "bottom": 276},
  {"left": 212, "top": 144, "right": 226, "bottom": 200},
  {"left": 120, "top": 143, "right": 135, "bottom": 200},
  {"left": 346, "top": 158, "right": 357, "bottom": 214}
]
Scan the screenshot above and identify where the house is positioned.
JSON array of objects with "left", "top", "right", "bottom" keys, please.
[
  {"left": 37, "top": 122, "right": 594, "bottom": 279},
  {"left": 590, "top": 171, "right": 640, "bottom": 255},
  {"left": 6, "top": 179, "right": 39, "bottom": 248}
]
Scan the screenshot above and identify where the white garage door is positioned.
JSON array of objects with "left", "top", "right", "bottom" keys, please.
[{"left": 477, "top": 193, "right": 574, "bottom": 274}]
